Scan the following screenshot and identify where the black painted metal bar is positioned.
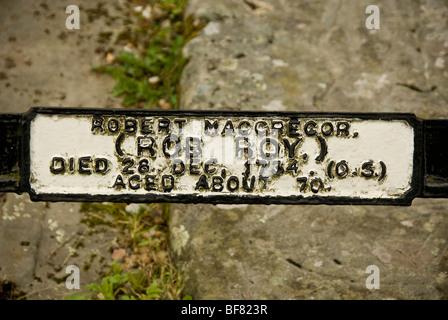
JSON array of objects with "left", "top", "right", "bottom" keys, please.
[
  {"left": 0, "top": 107, "right": 448, "bottom": 205},
  {"left": 0, "top": 113, "right": 21, "bottom": 192},
  {"left": 422, "top": 119, "right": 448, "bottom": 198}
]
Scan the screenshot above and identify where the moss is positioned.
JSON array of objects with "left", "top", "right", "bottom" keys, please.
[
  {"left": 80, "top": 202, "right": 127, "bottom": 227},
  {"left": 82, "top": 262, "right": 91, "bottom": 271}
]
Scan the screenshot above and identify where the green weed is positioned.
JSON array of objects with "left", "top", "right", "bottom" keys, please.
[
  {"left": 73, "top": 202, "right": 189, "bottom": 300},
  {"left": 93, "top": 0, "right": 188, "bottom": 109},
  {"left": 72, "top": 0, "right": 193, "bottom": 301},
  {"left": 65, "top": 260, "right": 188, "bottom": 300}
]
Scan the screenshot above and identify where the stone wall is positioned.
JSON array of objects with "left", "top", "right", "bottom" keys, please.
[{"left": 170, "top": 0, "right": 448, "bottom": 299}]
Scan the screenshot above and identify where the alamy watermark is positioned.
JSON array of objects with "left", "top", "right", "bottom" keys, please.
[
  {"left": 64, "top": 4, "right": 379, "bottom": 31},
  {"left": 365, "top": 5, "right": 380, "bottom": 30},
  {"left": 65, "top": 5, "right": 80, "bottom": 30},
  {"left": 365, "top": 265, "right": 380, "bottom": 289},
  {"left": 65, "top": 265, "right": 80, "bottom": 290}
]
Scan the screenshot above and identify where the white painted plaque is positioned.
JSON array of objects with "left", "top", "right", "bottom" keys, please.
[{"left": 27, "top": 110, "right": 416, "bottom": 204}]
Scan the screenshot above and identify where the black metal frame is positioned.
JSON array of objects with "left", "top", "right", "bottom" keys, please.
[{"left": 0, "top": 106, "right": 443, "bottom": 206}]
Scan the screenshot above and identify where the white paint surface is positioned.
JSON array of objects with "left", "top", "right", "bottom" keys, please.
[{"left": 29, "top": 114, "right": 415, "bottom": 200}]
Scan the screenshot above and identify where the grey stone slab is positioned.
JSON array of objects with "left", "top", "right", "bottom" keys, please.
[
  {"left": 1, "top": 193, "right": 120, "bottom": 299},
  {"left": 0, "top": 0, "right": 129, "bottom": 299},
  {"left": 0, "top": 0, "right": 123, "bottom": 113},
  {"left": 171, "top": 0, "right": 448, "bottom": 299}
]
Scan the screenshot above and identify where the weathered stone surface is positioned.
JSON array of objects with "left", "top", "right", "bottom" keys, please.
[
  {"left": 0, "top": 0, "right": 129, "bottom": 299},
  {"left": 1, "top": 194, "right": 120, "bottom": 299},
  {"left": 171, "top": 201, "right": 448, "bottom": 299},
  {"left": 171, "top": 0, "right": 448, "bottom": 299},
  {"left": 0, "top": 0, "right": 124, "bottom": 114},
  {"left": 181, "top": 0, "right": 447, "bottom": 117}
]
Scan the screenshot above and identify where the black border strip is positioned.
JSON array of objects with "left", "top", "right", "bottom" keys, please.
[
  {"left": 20, "top": 109, "right": 33, "bottom": 195},
  {"left": 22, "top": 107, "right": 422, "bottom": 206},
  {"left": 0, "top": 113, "right": 22, "bottom": 191},
  {"left": 29, "top": 106, "right": 423, "bottom": 120}
]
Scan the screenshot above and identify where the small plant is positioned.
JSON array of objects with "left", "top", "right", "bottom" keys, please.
[
  {"left": 140, "top": 281, "right": 164, "bottom": 299},
  {"left": 93, "top": 0, "right": 188, "bottom": 109},
  {"left": 72, "top": 0, "right": 194, "bottom": 301},
  {"left": 85, "top": 263, "right": 129, "bottom": 300},
  {"left": 72, "top": 202, "right": 189, "bottom": 300},
  {"left": 65, "top": 260, "right": 188, "bottom": 300}
]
